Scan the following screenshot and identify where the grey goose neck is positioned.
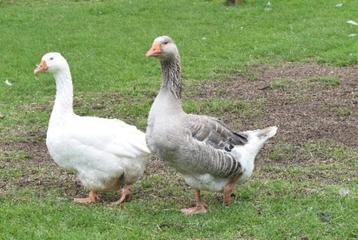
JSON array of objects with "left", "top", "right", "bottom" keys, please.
[{"left": 160, "top": 56, "right": 182, "bottom": 99}]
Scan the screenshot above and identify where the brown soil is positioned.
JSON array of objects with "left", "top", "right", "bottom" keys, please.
[
  {"left": 193, "top": 63, "right": 358, "bottom": 148},
  {"left": 0, "top": 131, "right": 80, "bottom": 197}
]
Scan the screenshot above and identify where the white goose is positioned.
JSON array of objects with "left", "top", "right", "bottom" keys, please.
[
  {"left": 146, "top": 36, "right": 277, "bottom": 215},
  {"left": 34, "top": 52, "right": 150, "bottom": 204}
]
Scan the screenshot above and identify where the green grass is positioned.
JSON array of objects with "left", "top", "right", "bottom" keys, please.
[
  {"left": 1, "top": 183, "right": 357, "bottom": 239},
  {"left": 270, "top": 79, "right": 294, "bottom": 90},
  {"left": 270, "top": 76, "right": 341, "bottom": 90},
  {"left": 310, "top": 76, "right": 341, "bottom": 86},
  {"left": 1, "top": 0, "right": 358, "bottom": 239},
  {"left": 0, "top": 0, "right": 357, "bottom": 133}
]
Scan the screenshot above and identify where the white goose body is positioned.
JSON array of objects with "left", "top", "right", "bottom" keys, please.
[
  {"left": 47, "top": 114, "right": 149, "bottom": 191},
  {"left": 146, "top": 36, "right": 277, "bottom": 214},
  {"left": 35, "top": 52, "right": 150, "bottom": 203}
]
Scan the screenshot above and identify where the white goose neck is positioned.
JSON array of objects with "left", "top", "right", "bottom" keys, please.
[{"left": 52, "top": 68, "right": 74, "bottom": 117}]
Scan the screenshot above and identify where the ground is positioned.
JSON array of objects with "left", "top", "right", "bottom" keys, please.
[
  {"left": 0, "top": 0, "right": 357, "bottom": 239},
  {"left": 3, "top": 62, "right": 357, "bottom": 198},
  {"left": 1, "top": 62, "right": 357, "bottom": 239}
]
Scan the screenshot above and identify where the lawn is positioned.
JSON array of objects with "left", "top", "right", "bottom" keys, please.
[{"left": 0, "top": 0, "right": 357, "bottom": 239}]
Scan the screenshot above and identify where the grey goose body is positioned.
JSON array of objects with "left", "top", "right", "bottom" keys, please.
[{"left": 146, "top": 36, "right": 277, "bottom": 214}]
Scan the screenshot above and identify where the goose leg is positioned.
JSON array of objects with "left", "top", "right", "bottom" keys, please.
[
  {"left": 181, "top": 190, "right": 208, "bottom": 215},
  {"left": 74, "top": 190, "right": 97, "bottom": 204},
  {"left": 111, "top": 185, "right": 131, "bottom": 206},
  {"left": 223, "top": 184, "right": 234, "bottom": 206},
  {"left": 223, "top": 176, "right": 240, "bottom": 206}
]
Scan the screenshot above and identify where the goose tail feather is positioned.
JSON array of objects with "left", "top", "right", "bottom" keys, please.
[
  {"left": 232, "top": 126, "right": 278, "bottom": 158},
  {"left": 257, "top": 126, "right": 278, "bottom": 141}
]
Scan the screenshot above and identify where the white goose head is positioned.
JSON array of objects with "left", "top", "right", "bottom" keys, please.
[
  {"left": 34, "top": 52, "right": 69, "bottom": 74},
  {"left": 146, "top": 36, "right": 179, "bottom": 61}
]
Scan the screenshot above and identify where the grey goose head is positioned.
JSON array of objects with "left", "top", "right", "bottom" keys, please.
[{"left": 146, "top": 36, "right": 179, "bottom": 61}]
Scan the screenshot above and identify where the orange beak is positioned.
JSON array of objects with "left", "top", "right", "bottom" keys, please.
[
  {"left": 34, "top": 60, "right": 48, "bottom": 74},
  {"left": 146, "top": 43, "right": 161, "bottom": 57}
]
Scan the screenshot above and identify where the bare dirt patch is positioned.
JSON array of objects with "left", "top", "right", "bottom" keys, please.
[
  {"left": 192, "top": 63, "right": 358, "bottom": 148},
  {"left": 0, "top": 130, "right": 80, "bottom": 198}
]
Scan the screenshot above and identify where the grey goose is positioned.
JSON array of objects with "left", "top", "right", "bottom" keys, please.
[{"left": 145, "top": 36, "right": 277, "bottom": 215}]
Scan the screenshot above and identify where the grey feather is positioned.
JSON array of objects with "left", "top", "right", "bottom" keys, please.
[
  {"left": 186, "top": 114, "right": 248, "bottom": 150},
  {"left": 147, "top": 58, "right": 246, "bottom": 178},
  {"left": 146, "top": 37, "right": 278, "bottom": 194},
  {"left": 160, "top": 57, "right": 182, "bottom": 99}
]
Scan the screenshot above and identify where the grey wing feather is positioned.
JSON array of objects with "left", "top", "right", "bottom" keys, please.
[
  {"left": 187, "top": 114, "right": 247, "bottom": 151},
  {"left": 181, "top": 114, "right": 247, "bottom": 178}
]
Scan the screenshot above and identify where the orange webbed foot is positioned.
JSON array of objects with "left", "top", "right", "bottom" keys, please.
[
  {"left": 181, "top": 189, "right": 208, "bottom": 215},
  {"left": 74, "top": 191, "right": 97, "bottom": 204},
  {"left": 181, "top": 204, "right": 208, "bottom": 215},
  {"left": 111, "top": 185, "right": 131, "bottom": 206}
]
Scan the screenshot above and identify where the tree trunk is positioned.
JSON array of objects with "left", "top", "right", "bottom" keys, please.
[{"left": 227, "top": 0, "right": 244, "bottom": 6}]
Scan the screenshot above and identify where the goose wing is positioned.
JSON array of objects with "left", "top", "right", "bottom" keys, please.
[
  {"left": 178, "top": 114, "right": 247, "bottom": 178},
  {"left": 69, "top": 116, "right": 150, "bottom": 159},
  {"left": 186, "top": 114, "right": 247, "bottom": 151}
]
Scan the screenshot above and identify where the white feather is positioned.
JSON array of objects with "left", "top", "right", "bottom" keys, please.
[
  {"left": 39, "top": 52, "right": 150, "bottom": 192},
  {"left": 183, "top": 126, "right": 278, "bottom": 192},
  {"left": 4, "top": 79, "right": 12, "bottom": 86}
]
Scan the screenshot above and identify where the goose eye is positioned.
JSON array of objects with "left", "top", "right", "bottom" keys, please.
[
  {"left": 49, "top": 57, "right": 54, "bottom": 60},
  {"left": 163, "top": 41, "right": 169, "bottom": 45}
]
